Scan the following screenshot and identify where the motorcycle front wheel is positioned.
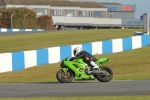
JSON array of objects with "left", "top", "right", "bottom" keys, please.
[
  {"left": 94, "top": 66, "right": 113, "bottom": 82},
  {"left": 56, "top": 69, "right": 74, "bottom": 83}
]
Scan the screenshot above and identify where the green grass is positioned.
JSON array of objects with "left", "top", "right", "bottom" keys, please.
[
  {"left": 0, "top": 45, "right": 150, "bottom": 83},
  {"left": 0, "top": 29, "right": 139, "bottom": 53},
  {"left": 95, "top": 46, "right": 150, "bottom": 80},
  {"left": 0, "top": 96, "right": 150, "bottom": 100},
  {"left": 0, "top": 29, "right": 149, "bottom": 83}
]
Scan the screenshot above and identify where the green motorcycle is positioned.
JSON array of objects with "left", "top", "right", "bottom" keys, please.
[{"left": 56, "top": 56, "right": 113, "bottom": 83}]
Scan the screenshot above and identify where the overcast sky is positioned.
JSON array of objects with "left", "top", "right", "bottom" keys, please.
[{"left": 98, "top": 0, "right": 150, "bottom": 18}]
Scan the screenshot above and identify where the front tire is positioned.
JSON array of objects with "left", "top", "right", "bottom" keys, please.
[
  {"left": 94, "top": 66, "right": 113, "bottom": 82},
  {"left": 56, "top": 69, "right": 74, "bottom": 83}
]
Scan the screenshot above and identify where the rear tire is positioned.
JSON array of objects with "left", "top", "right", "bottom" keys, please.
[
  {"left": 56, "top": 69, "right": 74, "bottom": 83},
  {"left": 94, "top": 66, "right": 113, "bottom": 82}
]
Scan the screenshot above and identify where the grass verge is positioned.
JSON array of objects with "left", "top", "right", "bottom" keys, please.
[
  {"left": 0, "top": 29, "right": 139, "bottom": 53},
  {"left": 0, "top": 29, "right": 149, "bottom": 82},
  {"left": 0, "top": 45, "right": 149, "bottom": 83}
]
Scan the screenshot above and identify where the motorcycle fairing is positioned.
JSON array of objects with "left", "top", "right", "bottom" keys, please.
[{"left": 60, "top": 57, "right": 95, "bottom": 80}]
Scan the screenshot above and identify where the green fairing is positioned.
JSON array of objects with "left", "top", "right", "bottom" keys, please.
[
  {"left": 60, "top": 57, "right": 109, "bottom": 80},
  {"left": 96, "top": 58, "right": 109, "bottom": 66}
]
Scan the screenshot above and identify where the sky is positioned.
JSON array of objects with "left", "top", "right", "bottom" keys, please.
[{"left": 98, "top": 0, "right": 150, "bottom": 18}]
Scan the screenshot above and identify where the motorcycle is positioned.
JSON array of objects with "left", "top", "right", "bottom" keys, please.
[{"left": 56, "top": 56, "right": 113, "bottom": 83}]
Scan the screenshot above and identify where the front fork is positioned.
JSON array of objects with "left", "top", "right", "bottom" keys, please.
[
  {"left": 61, "top": 68, "right": 68, "bottom": 76},
  {"left": 62, "top": 68, "right": 67, "bottom": 73},
  {"left": 61, "top": 68, "right": 73, "bottom": 76}
]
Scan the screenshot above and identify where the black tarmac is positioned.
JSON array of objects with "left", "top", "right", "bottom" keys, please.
[{"left": 0, "top": 80, "right": 149, "bottom": 97}]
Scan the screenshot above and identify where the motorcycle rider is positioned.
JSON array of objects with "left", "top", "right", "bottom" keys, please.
[{"left": 73, "top": 47, "right": 99, "bottom": 73}]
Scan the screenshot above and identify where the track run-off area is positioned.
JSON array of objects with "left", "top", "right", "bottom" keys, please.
[{"left": 0, "top": 80, "right": 149, "bottom": 97}]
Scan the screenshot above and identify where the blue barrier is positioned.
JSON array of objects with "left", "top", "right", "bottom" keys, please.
[
  {"left": 0, "top": 32, "right": 149, "bottom": 73},
  {"left": 0, "top": 28, "right": 44, "bottom": 32}
]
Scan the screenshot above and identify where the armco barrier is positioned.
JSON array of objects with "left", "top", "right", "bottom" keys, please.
[
  {"left": 0, "top": 28, "right": 44, "bottom": 32},
  {"left": 0, "top": 32, "right": 149, "bottom": 73}
]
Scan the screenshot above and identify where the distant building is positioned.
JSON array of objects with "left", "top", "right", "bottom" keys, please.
[
  {"left": 0, "top": 0, "right": 135, "bottom": 18},
  {"left": 101, "top": 2, "right": 136, "bottom": 19},
  {"left": 0, "top": 0, "right": 144, "bottom": 29},
  {"left": 0, "top": 0, "right": 107, "bottom": 17}
]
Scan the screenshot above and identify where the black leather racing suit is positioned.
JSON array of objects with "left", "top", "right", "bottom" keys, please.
[{"left": 75, "top": 51, "right": 97, "bottom": 67}]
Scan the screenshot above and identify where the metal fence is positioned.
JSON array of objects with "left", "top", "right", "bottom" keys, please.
[
  {"left": 0, "top": 14, "right": 56, "bottom": 30},
  {"left": 0, "top": 14, "right": 149, "bottom": 29},
  {"left": 0, "top": 13, "right": 37, "bottom": 29}
]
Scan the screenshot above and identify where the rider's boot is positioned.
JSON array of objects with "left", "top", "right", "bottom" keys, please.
[
  {"left": 90, "top": 61, "right": 99, "bottom": 70},
  {"left": 86, "top": 66, "right": 92, "bottom": 74}
]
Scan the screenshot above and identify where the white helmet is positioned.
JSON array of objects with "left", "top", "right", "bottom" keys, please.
[{"left": 73, "top": 47, "right": 82, "bottom": 56}]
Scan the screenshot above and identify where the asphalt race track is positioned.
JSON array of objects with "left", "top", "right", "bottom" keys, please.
[{"left": 0, "top": 80, "right": 149, "bottom": 97}]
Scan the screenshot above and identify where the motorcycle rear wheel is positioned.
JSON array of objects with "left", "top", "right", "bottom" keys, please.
[
  {"left": 94, "top": 66, "right": 113, "bottom": 82},
  {"left": 56, "top": 69, "right": 74, "bottom": 83}
]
